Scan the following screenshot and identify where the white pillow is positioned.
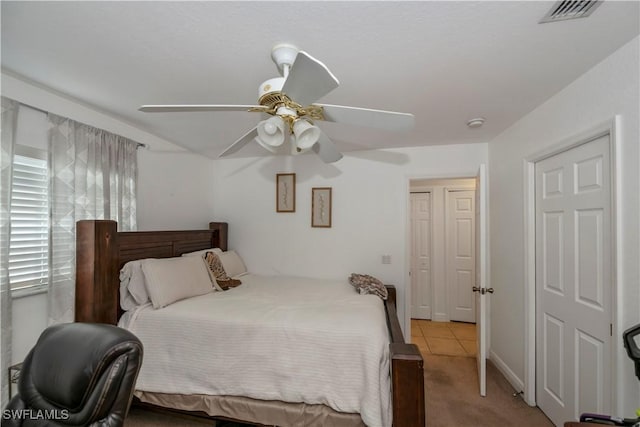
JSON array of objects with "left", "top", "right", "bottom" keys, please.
[
  {"left": 119, "top": 260, "right": 150, "bottom": 311},
  {"left": 142, "top": 256, "right": 213, "bottom": 309},
  {"left": 129, "top": 260, "right": 149, "bottom": 304},
  {"left": 181, "top": 248, "right": 223, "bottom": 257},
  {"left": 119, "top": 267, "right": 137, "bottom": 312},
  {"left": 218, "top": 250, "right": 247, "bottom": 278}
]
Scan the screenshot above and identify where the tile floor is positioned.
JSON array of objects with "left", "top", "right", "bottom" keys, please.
[{"left": 410, "top": 319, "right": 477, "bottom": 357}]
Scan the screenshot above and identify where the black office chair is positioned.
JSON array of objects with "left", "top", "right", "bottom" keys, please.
[{"left": 2, "top": 322, "right": 143, "bottom": 427}]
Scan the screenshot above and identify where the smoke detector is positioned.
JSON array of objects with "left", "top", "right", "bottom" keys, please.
[{"left": 467, "top": 118, "right": 485, "bottom": 129}]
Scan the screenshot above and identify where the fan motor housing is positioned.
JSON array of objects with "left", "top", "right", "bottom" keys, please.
[{"left": 258, "top": 77, "right": 285, "bottom": 99}]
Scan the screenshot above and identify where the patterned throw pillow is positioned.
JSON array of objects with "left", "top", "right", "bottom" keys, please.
[
  {"left": 203, "top": 251, "right": 242, "bottom": 291},
  {"left": 348, "top": 273, "right": 388, "bottom": 300}
]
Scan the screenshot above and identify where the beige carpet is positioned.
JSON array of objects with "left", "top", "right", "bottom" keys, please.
[
  {"left": 424, "top": 354, "right": 554, "bottom": 427},
  {"left": 125, "top": 355, "right": 553, "bottom": 426}
]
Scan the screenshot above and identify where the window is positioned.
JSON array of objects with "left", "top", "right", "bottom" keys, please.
[{"left": 9, "top": 147, "right": 49, "bottom": 292}]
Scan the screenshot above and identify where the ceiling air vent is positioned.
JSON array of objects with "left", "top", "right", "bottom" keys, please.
[{"left": 539, "top": 0, "right": 603, "bottom": 24}]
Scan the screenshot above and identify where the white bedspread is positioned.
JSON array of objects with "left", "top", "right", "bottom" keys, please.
[{"left": 119, "top": 274, "right": 391, "bottom": 427}]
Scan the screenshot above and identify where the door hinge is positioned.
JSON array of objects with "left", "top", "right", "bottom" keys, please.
[{"left": 610, "top": 323, "right": 613, "bottom": 337}]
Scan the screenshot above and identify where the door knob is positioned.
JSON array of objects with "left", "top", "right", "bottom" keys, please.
[{"left": 473, "top": 287, "right": 494, "bottom": 294}]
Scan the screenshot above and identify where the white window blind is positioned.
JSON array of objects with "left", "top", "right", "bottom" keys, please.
[{"left": 9, "top": 152, "right": 49, "bottom": 291}]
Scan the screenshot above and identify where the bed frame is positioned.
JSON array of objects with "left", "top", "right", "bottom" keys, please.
[{"left": 75, "top": 219, "right": 425, "bottom": 427}]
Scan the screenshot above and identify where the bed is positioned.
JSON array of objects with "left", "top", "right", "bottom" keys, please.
[{"left": 75, "top": 220, "right": 425, "bottom": 427}]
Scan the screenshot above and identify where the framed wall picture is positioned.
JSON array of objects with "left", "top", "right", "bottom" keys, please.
[
  {"left": 311, "top": 187, "right": 332, "bottom": 228},
  {"left": 276, "top": 173, "right": 296, "bottom": 212}
]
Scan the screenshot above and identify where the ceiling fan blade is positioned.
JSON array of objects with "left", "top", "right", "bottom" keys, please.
[
  {"left": 139, "top": 105, "right": 260, "bottom": 113},
  {"left": 282, "top": 51, "right": 339, "bottom": 106},
  {"left": 312, "top": 130, "right": 343, "bottom": 164},
  {"left": 218, "top": 126, "right": 258, "bottom": 158},
  {"left": 317, "top": 104, "right": 415, "bottom": 132}
]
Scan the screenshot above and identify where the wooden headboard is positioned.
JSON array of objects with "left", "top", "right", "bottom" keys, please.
[{"left": 75, "top": 220, "right": 228, "bottom": 324}]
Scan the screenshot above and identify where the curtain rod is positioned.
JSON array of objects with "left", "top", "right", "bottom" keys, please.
[
  {"left": 14, "top": 99, "right": 147, "bottom": 149},
  {"left": 16, "top": 100, "right": 48, "bottom": 115}
]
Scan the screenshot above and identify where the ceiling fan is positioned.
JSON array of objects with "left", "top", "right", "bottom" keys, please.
[{"left": 139, "top": 44, "right": 415, "bottom": 163}]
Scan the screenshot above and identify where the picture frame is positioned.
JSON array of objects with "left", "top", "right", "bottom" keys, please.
[
  {"left": 276, "top": 173, "right": 296, "bottom": 212},
  {"left": 311, "top": 187, "right": 332, "bottom": 228}
]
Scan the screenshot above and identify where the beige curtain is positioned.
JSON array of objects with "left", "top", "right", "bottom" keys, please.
[{"left": 48, "top": 114, "right": 138, "bottom": 324}]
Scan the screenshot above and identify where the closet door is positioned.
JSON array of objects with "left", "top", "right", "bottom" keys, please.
[
  {"left": 446, "top": 190, "right": 476, "bottom": 323},
  {"left": 535, "top": 135, "right": 612, "bottom": 425},
  {"left": 410, "top": 192, "right": 432, "bottom": 319}
]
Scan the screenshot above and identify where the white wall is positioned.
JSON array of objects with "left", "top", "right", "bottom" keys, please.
[
  {"left": 212, "top": 144, "right": 488, "bottom": 332},
  {"left": 488, "top": 36, "right": 639, "bottom": 415},
  {"left": 2, "top": 72, "right": 216, "bottom": 362},
  {"left": 137, "top": 149, "right": 215, "bottom": 230}
]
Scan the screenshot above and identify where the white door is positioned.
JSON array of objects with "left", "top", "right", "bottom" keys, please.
[
  {"left": 446, "top": 190, "right": 476, "bottom": 323},
  {"left": 536, "top": 135, "right": 612, "bottom": 425},
  {"left": 475, "top": 164, "right": 489, "bottom": 396},
  {"left": 410, "top": 192, "right": 432, "bottom": 319}
]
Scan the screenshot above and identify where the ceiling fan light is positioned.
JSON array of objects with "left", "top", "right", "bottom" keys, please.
[
  {"left": 257, "top": 116, "right": 286, "bottom": 148},
  {"left": 292, "top": 119, "right": 320, "bottom": 150},
  {"left": 263, "top": 122, "right": 278, "bottom": 135}
]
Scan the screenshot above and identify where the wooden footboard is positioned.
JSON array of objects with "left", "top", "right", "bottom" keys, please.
[
  {"left": 384, "top": 286, "right": 426, "bottom": 427},
  {"left": 75, "top": 220, "right": 425, "bottom": 427}
]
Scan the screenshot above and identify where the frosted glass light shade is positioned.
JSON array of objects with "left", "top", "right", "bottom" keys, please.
[
  {"left": 292, "top": 119, "right": 320, "bottom": 150},
  {"left": 256, "top": 116, "right": 286, "bottom": 150}
]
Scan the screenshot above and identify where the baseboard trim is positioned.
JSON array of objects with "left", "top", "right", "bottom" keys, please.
[
  {"left": 433, "top": 313, "right": 448, "bottom": 322},
  {"left": 489, "top": 350, "right": 525, "bottom": 395}
]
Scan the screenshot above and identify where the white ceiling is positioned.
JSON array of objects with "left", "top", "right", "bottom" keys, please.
[{"left": 2, "top": 1, "right": 638, "bottom": 159}]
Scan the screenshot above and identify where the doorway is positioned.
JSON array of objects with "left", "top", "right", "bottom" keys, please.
[
  {"left": 409, "top": 169, "right": 490, "bottom": 398},
  {"left": 409, "top": 178, "right": 476, "bottom": 323}
]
